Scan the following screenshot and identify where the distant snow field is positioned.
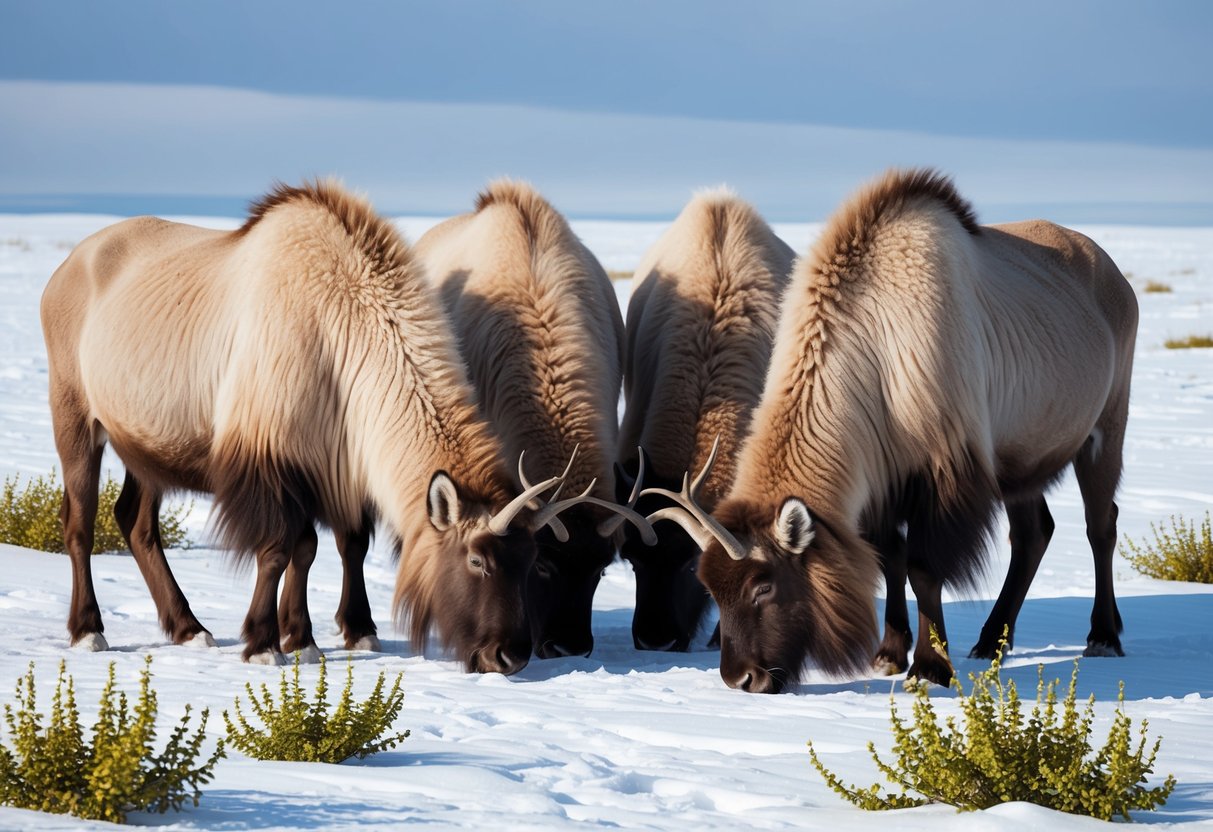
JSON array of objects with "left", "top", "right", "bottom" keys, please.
[{"left": 1, "top": 214, "right": 1211, "bottom": 830}]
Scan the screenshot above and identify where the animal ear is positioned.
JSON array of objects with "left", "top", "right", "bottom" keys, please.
[
  {"left": 774, "top": 498, "right": 814, "bottom": 555},
  {"left": 427, "top": 472, "right": 461, "bottom": 531}
]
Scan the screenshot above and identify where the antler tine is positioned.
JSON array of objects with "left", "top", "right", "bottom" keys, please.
[
  {"left": 645, "top": 506, "right": 715, "bottom": 552},
  {"left": 516, "top": 450, "right": 545, "bottom": 510},
  {"left": 640, "top": 469, "right": 748, "bottom": 560},
  {"left": 530, "top": 476, "right": 597, "bottom": 539},
  {"left": 690, "top": 435, "right": 721, "bottom": 498},
  {"left": 488, "top": 471, "right": 564, "bottom": 536},
  {"left": 626, "top": 447, "right": 645, "bottom": 506},
  {"left": 546, "top": 443, "right": 581, "bottom": 504},
  {"left": 598, "top": 446, "right": 647, "bottom": 539},
  {"left": 586, "top": 498, "right": 658, "bottom": 546}
]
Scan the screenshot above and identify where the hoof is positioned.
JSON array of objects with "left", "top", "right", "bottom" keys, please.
[
  {"left": 292, "top": 644, "right": 322, "bottom": 664},
  {"left": 969, "top": 633, "right": 1013, "bottom": 660},
  {"left": 73, "top": 632, "right": 109, "bottom": 652},
  {"left": 906, "top": 659, "right": 954, "bottom": 688},
  {"left": 183, "top": 631, "right": 218, "bottom": 649},
  {"left": 872, "top": 656, "right": 904, "bottom": 676},
  {"left": 350, "top": 634, "right": 381, "bottom": 652},
  {"left": 246, "top": 649, "right": 286, "bottom": 666},
  {"left": 1083, "top": 640, "right": 1124, "bottom": 658}
]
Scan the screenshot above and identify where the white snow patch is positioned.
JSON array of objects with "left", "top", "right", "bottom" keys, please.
[{"left": 0, "top": 216, "right": 1210, "bottom": 830}]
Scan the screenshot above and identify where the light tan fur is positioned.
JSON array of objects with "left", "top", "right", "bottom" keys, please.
[
  {"left": 620, "top": 187, "right": 794, "bottom": 507},
  {"left": 42, "top": 180, "right": 515, "bottom": 648},
  {"left": 732, "top": 169, "right": 1136, "bottom": 530},
  {"left": 695, "top": 169, "right": 1137, "bottom": 690},
  {"left": 415, "top": 180, "right": 624, "bottom": 514}
]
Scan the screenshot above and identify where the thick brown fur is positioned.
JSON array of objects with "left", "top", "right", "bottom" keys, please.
[
  {"left": 42, "top": 179, "right": 532, "bottom": 668},
  {"left": 415, "top": 179, "right": 625, "bottom": 657},
  {"left": 701, "top": 168, "right": 1138, "bottom": 690},
  {"left": 618, "top": 188, "right": 794, "bottom": 650}
]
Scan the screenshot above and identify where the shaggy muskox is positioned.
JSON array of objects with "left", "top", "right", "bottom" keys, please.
[
  {"left": 617, "top": 189, "right": 793, "bottom": 651},
  {"left": 41, "top": 180, "right": 591, "bottom": 673},
  {"left": 415, "top": 181, "right": 652, "bottom": 659},
  {"left": 647, "top": 169, "right": 1138, "bottom": 692}
]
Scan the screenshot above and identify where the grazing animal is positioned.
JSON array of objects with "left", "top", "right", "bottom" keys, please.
[
  {"left": 41, "top": 180, "right": 589, "bottom": 673},
  {"left": 648, "top": 169, "right": 1138, "bottom": 692},
  {"left": 415, "top": 180, "right": 651, "bottom": 659},
  {"left": 617, "top": 189, "right": 793, "bottom": 651}
]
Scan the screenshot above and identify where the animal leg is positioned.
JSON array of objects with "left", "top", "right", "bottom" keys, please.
[
  {"left": 873, "top": 526, "right": 912, "bottom": 675},
  {"left": 905, "top": 564, "right": 953, "bottom": 686},
  {"left": 113, "top": 472, "right": 213, "bottom": 646},
  {"left": 1074, "top": 426, "right": 1126, "bottom": 657},
  {"left": 336, "top": 520, "right": 379, "bottom": 651},
  {"left": 241, "top": 539, "right": 294, "bottom": 664},
  {"left": 49, "top": 395, "right": 109, "bottom": 654},
  {"left": 969, "top": 495, "right": 1053, "bottom": 659},
  {"left": 53, "top": 401, "right": 107, "bottom": 650},
  {"left": 277, "top": 524, "right": 319, "bottom": 660}
]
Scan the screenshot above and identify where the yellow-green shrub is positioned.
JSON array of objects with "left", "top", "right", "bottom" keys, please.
[
  {"left": 0, "top": 470, "right": 191, "bottom": 553},
  {"left": 808, "top": 640, "right": 1175, "bottom": 820},
  {"left": 1142, "top": 280, "right": 1172, "bottom": 293},
  {"left": 224, "top": 654, "right": 409, "bottom": 763},
  {"left": 1121, "top": 513, "right": 1213, "bottom": 583},
  {"left": 1164, "top": 335, "right": 1213, "bottom": 349},
  {"left": 0, "top": 658, "right": 223, "bottom": 824}
]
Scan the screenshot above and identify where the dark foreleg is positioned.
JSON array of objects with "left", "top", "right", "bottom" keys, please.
[
  {"left": 242, "top": 539, "right": 295, "bottom": 665},
  {"left": 906, "top": 563, "right": 953, "bottom": 686},
  {"left": 335, "top": 520, "right": 379, "bottom": 650},
  {"left": 1074, "top": 427, "right": 1126, "bottom": 657},
  {"left": 278, "top": 524, "right": 319, "bottom": 659},
  {"left": 970, "top": 495, "right": 1053, "bottom": 659},
  {"left": 114, "top": 472, "right": 212, "bottom": 646},
  {"left": 872, "top": 525, "right": 912, "bottom": 675}
]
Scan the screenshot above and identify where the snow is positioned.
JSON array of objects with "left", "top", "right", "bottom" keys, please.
[{"left": 1, "top": 215, "right": 1211, "bottom": 830}]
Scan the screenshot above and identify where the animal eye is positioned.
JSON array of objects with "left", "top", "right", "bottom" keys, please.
[
  {"left": 468, "top": 554, "right": 484, "bottom": 571},
  {"left": 535, "top": 561, "right": 553, "bottom": 579},
  {"left": 752, "top": 583, "right": 772, "bottom": 605}
]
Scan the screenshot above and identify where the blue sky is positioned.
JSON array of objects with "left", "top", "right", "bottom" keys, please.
[{"left": 2, "top": 1, "right": 1211, "bottom": 222}]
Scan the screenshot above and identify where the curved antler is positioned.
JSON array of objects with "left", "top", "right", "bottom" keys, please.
[
  {"left": 597, "top": 447, "right": 646, "bottom": 539},
  {"left": 515, "top": 445, "right": 581, "bottom": 540},
  {"left": 639, "top": 436, "right": 748, "bottom": 560},
  {"left": 487, "top": 472, "right": 565, "bottom": 536},
  {"left": 528, "top": 478, "right": 658, "bottom": 546},
  {"left": 518, "top": 445, "right": 579, "bottom": 505}
]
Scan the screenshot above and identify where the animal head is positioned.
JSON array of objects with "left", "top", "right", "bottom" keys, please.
[
  {"left": 617, "top": 451, "right": 710, "bottom": 652},
  {"left": 397, "top": 449, "right": 622, "bottom": 675},
  {"left": 527, "top": 507, "right": 616, "bottom": 658},
  {"left": 517, "top": 448, "right": 657, "bottom": 659},
  {"left": 641, "top": 442, "right": 879, "bottom": 693}
]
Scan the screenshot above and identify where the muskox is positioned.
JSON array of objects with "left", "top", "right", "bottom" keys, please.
[
  {"left": 415, "top": 180, "right": 653, "bottom": 659},
  {"left": 617, "top": 189, "right": 793, "bottom": 651},
  {"left": 648, "top": 169, "right": 1138, "bottom": 692},
  {"left": 40, "top": 180, "right": 593, "bottom": 672}
]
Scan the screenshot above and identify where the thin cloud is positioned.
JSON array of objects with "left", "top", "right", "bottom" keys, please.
[{"left": 2, "top": 81, "right": 1212, "bottom": 222}]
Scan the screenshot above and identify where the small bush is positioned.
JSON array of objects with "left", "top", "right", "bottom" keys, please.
[
  {"left": 1121, "top": 513, "right": 1213, "bottom": 583},
  {"left": 0, "top": 470, "right": 192, "bottom": 554},
  {"left": 0, "top": 658, "right": 223, "bottom": 824},
  {"left": 1165, "top": 335, "right": 1213, "bottom": 349},
  {"left": 224, "top": 654, "right": 409, "bottom": 763},
  {"left": 1142, "top": 280, "right": 1173, "bottom": 293},
  {"left": 808, "top": 638, "right": 1175, "bottom": 820}
]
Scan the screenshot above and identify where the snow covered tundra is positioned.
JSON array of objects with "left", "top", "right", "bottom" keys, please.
[{"left": 0, "top": 209, "right": 1211, "bottom": 830}]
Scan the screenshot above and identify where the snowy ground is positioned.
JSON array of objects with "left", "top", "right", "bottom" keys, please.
[{"left": 0, "top": 214, "right": 1211, "bottom": 830}]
